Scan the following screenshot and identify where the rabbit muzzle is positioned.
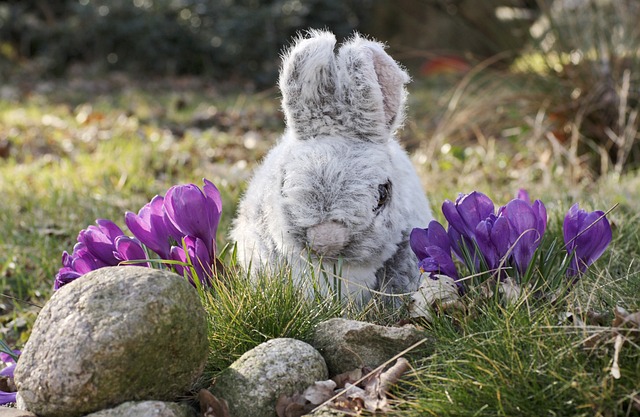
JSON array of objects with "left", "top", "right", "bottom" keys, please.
[{"left": 306, "top": 221, "right": 350, "bottom": 257}]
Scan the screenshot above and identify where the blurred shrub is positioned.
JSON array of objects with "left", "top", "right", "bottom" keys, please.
[
  {"left": 419, "top": 0, "right": 640, "bottom": 179},
  {"left": 0, "top": 0, "right": 372, "bottom": 84},
  {"left": 516, "top": 0, "right": 640, "bottom": 175}
]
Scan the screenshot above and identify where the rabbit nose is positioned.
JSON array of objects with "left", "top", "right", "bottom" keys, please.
[{"left": 306, "top": 221, "right": 349, "bottom": 256}]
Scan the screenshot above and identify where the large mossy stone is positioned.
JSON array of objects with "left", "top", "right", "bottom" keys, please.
[{"left": 14, "top": 266, "right": 209, "bottom": 417}]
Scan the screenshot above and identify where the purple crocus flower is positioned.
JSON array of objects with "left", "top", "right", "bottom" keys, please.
[
  {"left": 514, "top": 189, "right": 548, "bottom": 240},
  {"left": 0, "top": 349, "right": 19, "bottom": 405},
  {"left": 474, "top": 213, "right": 511, "bottom": 271},
  {"left": 55, "top": 220, "right": 147, "bottom": 289},
  {"left": 170, "top": 236, "right": 213, "bottom": 286},
  {"left": 125, "top": 195, "right": 178, "bottom": 259},
  {"left": 563, "top": 203, "right": 612, "bottom": 276},
  {"left": 410, "top": 221, "right": 461, "bottom": 290},
  {"left": 0, "top": 391, "right": 16, "bottom": 405},
  {"left": 1, "top": 349, "right": 19, "bottom": 378},
  {"left": 0, "top": 364, "right": 15, "bottom": 378},
  {"left": 78, "top": 219, "right": 128, "bottom": 266},
  {"left": 442, "top": 191, "right": 495, "bottom": 264},
  {"left": 499, "top": 198, "right": 547, "bottom": 275},
  {"left": 163, "top": 179, "right": 222, "bottom": 258}
]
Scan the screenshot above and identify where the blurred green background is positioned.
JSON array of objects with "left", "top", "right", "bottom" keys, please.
[{"left": 0, "top": 0, "right": 537, "bottom": 83}]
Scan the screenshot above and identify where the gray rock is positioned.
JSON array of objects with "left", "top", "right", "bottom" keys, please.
[
  {"left": 83, "top": 401, "right": 196, "bottom": 417},
  {"left": 211, "top": 338, "right": 328, "bottom": 417},
  {"left": 310, "top": 318, "right": 431, "bottom": 375},
  {"left": 0, "top": 406, "right": 37, "bottom": 417},
  {"left": 14, "top": 266, "right": 209, "bottom": 417}
]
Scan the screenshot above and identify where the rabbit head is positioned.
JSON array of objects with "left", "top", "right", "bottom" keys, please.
[{"left": 231, "top": 30, "right": 432, "bottom": 299}]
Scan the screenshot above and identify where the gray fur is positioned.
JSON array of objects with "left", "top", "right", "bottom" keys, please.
[{"left": 231, "top": 30, "right": 433, "bottom": 301}]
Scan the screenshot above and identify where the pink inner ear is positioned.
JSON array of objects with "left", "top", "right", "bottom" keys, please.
[{"left": 370, "top": 47, "right": 409, "bottom": 128}]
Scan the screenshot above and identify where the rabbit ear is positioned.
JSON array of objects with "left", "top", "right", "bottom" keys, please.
[
  {"left": 279, "top": 30, "right": 339, "bottom": 139},
  {"left": 337, "top": 35, "right": 410, "bottom": 142}
]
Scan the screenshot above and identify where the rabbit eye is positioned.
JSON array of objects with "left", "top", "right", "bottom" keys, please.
[{"left": 375, "top": 181, "right": 391, "bottom": 211}]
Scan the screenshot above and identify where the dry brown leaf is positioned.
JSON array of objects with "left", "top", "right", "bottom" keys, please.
[
  {"left": 332, "top": 367, "right": 371, "bottom": 389},
  {"left": 360, "top": 358, "right": 410, "bottom": 413},
  {"left": 284, "top": 402, "right": 313, "bottom": 417},
  {"left": 498, "top": 277, "right": 522, "bottom": 305},
  {"left": 198, "top": 389, "right": 230, "bottom": 417},
  {"left": 276, "top": 392, "right": 316, "bottom": 417},
  {"left": 377, "top": 357, "right": 411, "bottom": 395},
  {"left": 275, "top": 394, "right": 291, "bottom": 417},
  {"left": 278, "top": 359, "right": 411, "bottom": 416},
  {"left": 410, "top": 274, "right": 461, "bottom": 321},
  {"left": 613, "top": 306, "right": 629, "bottom": 327},
  {"left": 303, "top": 380, "right": 337, "bottom": 405},
  {"left": 613, "top": 306, "right": 640, "bottom": 336}
]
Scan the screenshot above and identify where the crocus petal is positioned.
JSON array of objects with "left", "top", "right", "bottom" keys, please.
[
  {"left": 164, "top": 184, "right": 208, "bottom": 236},
  {"left": 114, "top": 236, "right": 147, "bottom": 264},
  {"left": 126, "top": 195, "right": 175, "bottom": 259},
  {"left": 490, "top": 216, "right": 511, "bottom": 260},
  {"left": 455, "top": 191, "right": 495, "bottom": 237},
  {"left": 409, "top": 228, "right": 430, "bottom": 260},
  {"left": 0, "top": 391, "right": 16, "bottom": 405},
  {"left": 163, "top": 209, "right": 184, "bottom": 243},
  {"left": 475, "top": 219, "right": 498, "bottom": 269},
  {"left": 563, "top": 203, "right": 583, "bottom": 252},
  {"left": 516, "top": 189, "right": 531, "bottom": 204},
  {"left": 169, "top": 245, "right": 187, "bottom": 278},
  {"left": 61, "top": 250, "right": 73, "bottom": 268},
  {"left": 576, "top": 211, "right": 612, "bottom": 262},
  {"left": 418, "top": 257, "right": 440, "bottom": 274},
  {"left": 187, "top": 236, "right": 213, "bottom": 285},
  {"left": 148, "top": 195, "right": 177, "bottom": 256},
  {"left": 96, "top": 219, "right": 125, "bottom": 243},
  {"left": 446, "top": 225, "right": 462, "bottom": 260},
  {"left": 164, "top": 183, "right": 215, "bottom": 255},
  {"left": 531, "top": 200, "right": 548, "bottom": 238},
  {"left": 442, "top": 199, "right": 466, "bottom": 236},
  {"left": 565, "top": 207, "right": 612, "bottom": 274},
  {"left": 1, "top": 350, "right": 20, "bottom": 365},
  {"left": 54, "top": 268, "right": 82, "bottom": 290},
  {"left": 425, "top": 246, "right": 459, "bottom": 280},
  {"left": 72, "top": 253, "right": 105, "bottom": 274},
  {"left": 125, "top": 208, "right": 153, "bottom": 249},
  {"left": 501, "top": 199, "right": 541, "bottom": 274},
  {"left": 169, "top": 237, "right": 213, "bottom": 286},
  {"left": 411, "top": 220, "right": 453, "bottom": 265},
  {"left": 426, "top": 220, "right": 451, "bottom": 252},
  {"left": 82, "top": 227, "right": 121, "bottom": 265},
  {"left": 0, "top": 363, "right": 15, "bottom": 378}
]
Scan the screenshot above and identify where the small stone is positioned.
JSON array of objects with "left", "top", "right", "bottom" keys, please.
[
  {"left": 310, "top": 318, "right": 431, "bottom": 375},
  {"left": 211, "top": 338, "right": 328, "bottom": 417},
  {"left": 15, "top": 267, "right": 209, "bottom": 417},
  {"left": 83, "top": 401, "right": 196, "bottom": 417}
]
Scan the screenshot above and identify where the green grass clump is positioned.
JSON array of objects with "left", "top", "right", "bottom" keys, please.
[
  {"left": 398, "top": 286, "right": 640, "bottom": 417},
  {"left": 200, "top": 262, "right": 343, "bottom": 375}
]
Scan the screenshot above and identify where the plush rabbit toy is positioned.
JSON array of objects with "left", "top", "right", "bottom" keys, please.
[{"left": 231, "top": 30, "right": 433, "bottom": 301}]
